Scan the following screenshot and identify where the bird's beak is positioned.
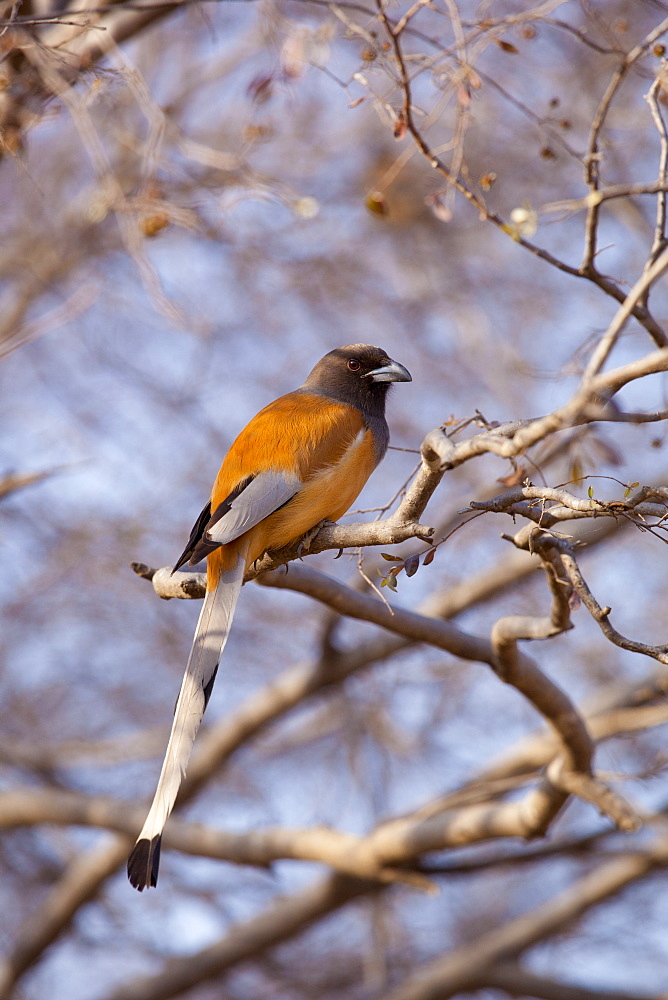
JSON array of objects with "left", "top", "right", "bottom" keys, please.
[{"left": 368, "top": 359, "right": 412, "bottom": 383}]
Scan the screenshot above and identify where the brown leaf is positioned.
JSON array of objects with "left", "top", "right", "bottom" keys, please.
[
  {"left": 247, "top": 73, "right": 274, "bottom": 104},
  {"left": 404, "top": 554, "right": 420, "bottom": 577},
  {"left": 140, "top": 213, "right": 169, "bottom": 237},
  {"left": 493, "top": 37, "right": 519, "bottom": 54},
  {"left": 423, "top": 548, "right": 436, "bottom": 566},
  {"left": 497, "top": 465, "right": 526, "bottom": 487}
]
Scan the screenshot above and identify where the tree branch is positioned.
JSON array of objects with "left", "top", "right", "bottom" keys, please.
[
  {"left": 381, "top": 835, "right": 668, "bottom": 1000},
  {"left": 0, "top": 837, "right": 128, "bottom": 1000},
  {"left": 484, "top": 959, "right": 665, "bottom": 1000}
]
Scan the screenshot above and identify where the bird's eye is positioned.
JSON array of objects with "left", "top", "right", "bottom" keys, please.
[{"left": 347, "top": 359, "right": 361, "bottom": 371}]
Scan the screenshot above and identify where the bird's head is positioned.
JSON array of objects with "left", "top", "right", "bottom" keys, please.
[{"left": 302, "top": 344, "right": 411, "bottom": 415}]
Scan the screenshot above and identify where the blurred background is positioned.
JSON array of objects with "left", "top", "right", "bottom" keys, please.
[{"left": 1, "top": 0, "right": 668, "bottom": 997}]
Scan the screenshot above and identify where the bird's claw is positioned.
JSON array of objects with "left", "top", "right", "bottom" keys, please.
[{"left": 297, "top": 519, "right": 336, "bottom": 559}]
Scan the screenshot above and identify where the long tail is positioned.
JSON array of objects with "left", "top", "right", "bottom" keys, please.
[{"left": 127, "top": 549, "right": 246, "bottom": 890}]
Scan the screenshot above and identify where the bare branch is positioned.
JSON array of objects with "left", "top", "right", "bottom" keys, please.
[
  {"left": 374, "top": 5, "right": 668, "bottom": 344},
  {"left": 0, "top": 467, "right": 63, "bottom": 499},
  {"left": 0, "top": 837, "right": 128, "bottom": 1000},
  {"left": 424, "top": 349, "right": 668, "bottom": 474},
  {"left": 582, "top": 17, "right": 668, "bottom": 273},
  {"left": 646, "top": 69, "right": 668, "bottom": 269},
  {"left": 560, "top": 549, "right": 668, "bottom": 665},
  {"left": 105, "top": 873, "right": 376, "bottom": 1000},
  {"left": 485, "top": 960, "right": 665, "bottom": 1000},
  {"left": 381, "top": 836, "right": 668, "bottom": 1000},
  {"left": 582, "top": 246, "right": 668, "bottom": 383},
  {"left": 98, "top": 833, "right": 668, "bottom": 1000}
]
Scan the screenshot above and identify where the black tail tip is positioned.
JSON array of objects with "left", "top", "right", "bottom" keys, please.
[{"left": 127, "top": 835, "right": 162, "bottom": 891}]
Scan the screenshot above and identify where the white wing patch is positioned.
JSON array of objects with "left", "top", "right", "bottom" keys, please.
[{"left": 206, "top": 471, "right": 301, "bottom": 546}]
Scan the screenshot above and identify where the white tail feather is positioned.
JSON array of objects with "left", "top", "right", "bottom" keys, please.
[{"left": 128, "top": 550, "right": 246, "bottom": 889}]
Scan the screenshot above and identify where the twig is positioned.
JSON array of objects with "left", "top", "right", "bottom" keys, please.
[
  {"left": 582, "top": 17, "right": 668, "bottom": 274},
  {"left": 646, "top": 69, "right": 668, "bottom": 278},
  {"left": 422, "top": 348, "right": 668, "bottom": 472},
  {"left": 373, "top": 4, "right": 668, "bottom": 345},
  {"left": 581, "top": 246, "right": 668, "bottom": 383},
  {"left": 560, "top": 549, "right": 668, "bottom": 665}
]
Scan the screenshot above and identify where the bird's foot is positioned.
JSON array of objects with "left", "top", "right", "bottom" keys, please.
[{"left": 297, "top": 519, "right": 336, "bottom": 559}]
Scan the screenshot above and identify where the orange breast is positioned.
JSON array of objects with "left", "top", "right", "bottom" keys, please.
[
  {"left": 207, "top": 392, "right": 379, "bottom": 575},
  {"left": 245, "top": 425, "right": 377, "bottom": 564}
]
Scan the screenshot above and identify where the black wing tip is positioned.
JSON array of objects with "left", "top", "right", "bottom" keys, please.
[
  {"left": 127, "top": 835, "right": 162, "bottom": 891},
  {"left": 172, "top": 500, "right": 212, "bottom": 575}
]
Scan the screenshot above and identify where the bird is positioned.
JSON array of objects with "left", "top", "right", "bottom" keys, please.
[{"left": 127, "top": 344, "right": 411, "bottom": 890}]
